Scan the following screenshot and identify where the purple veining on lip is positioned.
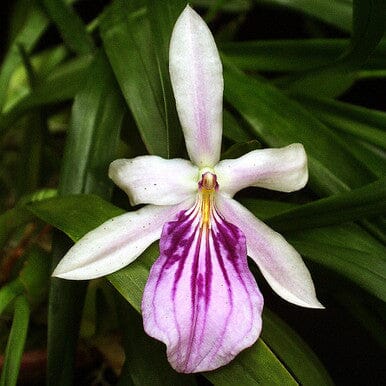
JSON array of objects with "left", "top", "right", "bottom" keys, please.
[{"left": 142, "top": 199, "right": 264, "bottom": 373}]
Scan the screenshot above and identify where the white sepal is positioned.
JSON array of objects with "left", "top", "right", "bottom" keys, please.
[{"left": 169, "top": 5, "right": 223, "bottom": 168}]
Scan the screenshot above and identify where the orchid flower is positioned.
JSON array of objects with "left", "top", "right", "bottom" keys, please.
[{"left": 53, "top": 5, "right": 323, "bottom": 373}]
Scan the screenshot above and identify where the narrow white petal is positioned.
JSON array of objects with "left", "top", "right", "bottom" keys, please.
[
  {"left": 52, "top": 200, "right": 194, "bottom": 280},
  {"left": 216, "top": 195, "right": 323, "bottom": 309},
  {"left": 215, "top": 144, "right": 308, "bottom": 197},
  {"left": 109, "top": 156, "right": 198, "bottom": 206},
  {"left": 169, "top": 5, "right": 223, "bottom": 168}
]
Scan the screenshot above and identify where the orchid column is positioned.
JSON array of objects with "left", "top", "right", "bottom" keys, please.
[{"left": 53, "top": 5, "right": 323, "bottom": 374}]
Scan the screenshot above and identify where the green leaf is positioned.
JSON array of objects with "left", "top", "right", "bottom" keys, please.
[
  {"left": 338, "top": 136, "right": 386, "bottom": 178},
  {"left": 28, "top": 194, "right": 299, "bottom": 384},
  {"left": 0, "top": 206, "right": 32, "bottom": 250},
  {"left": 223, "top": 63, "right": 374, "bottom": 195},
  {"left": 0, "top": 54, "right": 93, "bottom": 132},
  {"left": 18, "top": 247, "right": 51, "bottom": 304},
  {"left": 6, "top": 45, "right": 68, "bottom": 106},
  {"left": 0, "top": 296, "right": 30, "bottom": 386},
  {"left": 19, "top": 188, "right": 58, "bottom": 204},
  {"left": 293, "top": 95, "right": 386, "bottom": 150},
  {"left": 58, "top": 55, "right": 125, "bottom": 197},
  {"left": 239, "top": 198, "right": 297, "bottom": 220},
  {"left": 0, "top": 189, "right": 56, "bottom": 249},
  {"left": 223, "top": 109, "right": 254, "bottom": 143},
  {"left": 357, "top": 69, "right": 386, "bottom": 79},
  {"left": 41, "top": 0, "right": 94, "bottom": 55},
  {"left": 145, "top": 0, "right": 185, "bottom": 64},
  {"left": 192, "top": 0, "right": 252, "bottom": 13},
  {"left": 255, "top": 0, "right": 352, "bottom": 32},
  {"left": 47, "top": 51, "right": 125, "bottom": 385},
  {"left": 48, "top": 235, "right": 86, "bottom": 386},
  {"left": 28, "top": 194, "right": 124, "bottom": 242},
  {"left": 0, "top": 4, "right": 48, "bottom": 109},
  {"left": 14, "top": 46, "right": 46, "bottom": 198},
  {"left": 16, "top": 111, "right": 45, "bottom": 197},
  {"left": 362, "top": 216, "right": 386, "bottom": 245},
  {"left": 206, "top": 340, "right": 297, "bottom": 385},
  {"left": 277, "top": 71, "right": 356, "bottom": 99},
  {"left": 262, "top": 309, "right": 333, "bottom": 386},
  {"left": 331, "top": 284, "right": 386, "bottom": 350},
  {"left": 266, "top": 178, "right": 386, "bottom": 231},
  {"left": 348, "top": 0, "right": 386, "bottom": 68},
  {"left": 280, "top": 0, "right": 386, "bottom": 96},
  {"left": 289, "top": 231, "right": 386, "bottom": 302},
  {"left": 220, "top": 39, "right": 386, "bottom": 72},
  {"left": 145, "top": 0, "right": 185, "bottom": 154},
  {"left": 0, "top": 280, "right": 24, "bottom": 316},
  {"left": 100, "top": 0, "right": 182, "bottom": 158},
  {"left": 17, "top": 44, "right": 38, "bottom": 87},
  {"left": 204, "top": 0, "right": 228, "bottom": 22},
  {"left": 221, "top": 39, "right": 348, "bottom": 72},
  {"left": 221, "top": 140, "right": 262, "bottom": 159},
  {"left": 0, "top": 247, "right": 51, "bottom": 315}
]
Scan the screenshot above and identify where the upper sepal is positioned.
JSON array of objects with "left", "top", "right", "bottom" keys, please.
[{"left": 169, "top": 5, "right": 223, "bottom": 168}]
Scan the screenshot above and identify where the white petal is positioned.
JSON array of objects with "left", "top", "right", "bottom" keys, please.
[
  {"left": 216, "top": 195, "right": 323, "bottom": 308},
  {"left": 52, "top": 200, "right": 194, "bottom": 280},
  {"left": 109, "top": 156, "right": 198, "bottom": 206},
  {"left": 169, "top": 5, "right": 223, "bottom": 168},
  {"left": 215, "top": 144, "right": 308, "bottom": 197}
]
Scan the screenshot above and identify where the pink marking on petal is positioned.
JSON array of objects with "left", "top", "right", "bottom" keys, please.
[{"left": 142, "top": 200, "right": 263, "bottom": 373}]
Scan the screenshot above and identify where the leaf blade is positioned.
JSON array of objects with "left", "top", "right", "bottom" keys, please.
[
  {"left": 0, "top": 296, "right": 30, "bottom": 386},
  {"left": 41, "top": 0, "right": 94, "bottom": 55},
  {"left": 100, "top": 0, "right": 181, "bottom": 158},
  {"left": 46, "top": 51, "right": 126, "bottom": 385},
  {"left": 267, "top": 178, "right": 386, "bottom": 231}
]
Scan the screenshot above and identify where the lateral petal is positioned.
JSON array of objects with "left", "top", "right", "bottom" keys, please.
[
  {"left": 215, "top": 144, "right": 308, "bottom": 197},
  {"left": 169, "top": 5, "right": 223, "bottom": 168},
  {"left": 216, "top": 195, "right": 323, "bottom": 309},
  {"left": 142, "top": 201, "right": 263, "bottom": 373},
  {"left": 52, "top": 200, "right": 193, "bottom": 280},
  {"left": 109, "top": 156, "right": 198, "bottom": 206}
]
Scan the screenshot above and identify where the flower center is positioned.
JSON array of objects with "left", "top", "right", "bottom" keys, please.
[{"left": 198, "top": 172, "right": 218, "bottom": 228}]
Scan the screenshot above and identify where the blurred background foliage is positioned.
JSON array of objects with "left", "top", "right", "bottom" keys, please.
[{"left": 0, "top": 0, "right": 385, "bottom": 385}]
